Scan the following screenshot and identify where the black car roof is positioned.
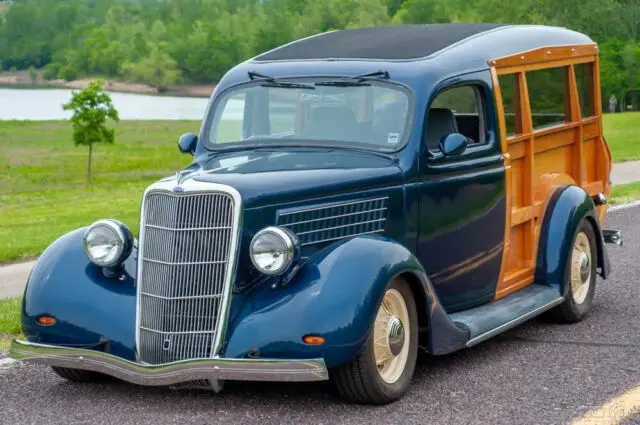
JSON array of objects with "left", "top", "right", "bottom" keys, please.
[{"left": 252, "top": 24, "right": 593, "bottom": 63}]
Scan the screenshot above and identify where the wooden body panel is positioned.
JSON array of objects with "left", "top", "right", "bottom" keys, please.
[{"left": 490, "top": 44, "right": 612, "bottom": 299}]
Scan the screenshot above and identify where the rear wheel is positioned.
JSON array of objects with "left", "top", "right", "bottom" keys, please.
[
  {"left": 51, "top": 366, "right": 108, "bottom": 383},
  {"left": 544, "top": 220, "right": 597, "bottom": 322},
  {"left": 332, "top": 277, "right": 418, "bottom": 404}
]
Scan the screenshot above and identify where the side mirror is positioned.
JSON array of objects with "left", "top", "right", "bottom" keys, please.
[
  {"left": 178, "top": 133, "right": 198, "bottom": 155},
  {"left": 439, "top": 133, "right": 468, "bottom": 157}
]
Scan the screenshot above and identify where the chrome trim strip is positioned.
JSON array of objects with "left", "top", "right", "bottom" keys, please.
[
  {"left": 141, "top": 292, "right": 222, "bottom": 301},
  {"left": 140, "top": 326, "right": 216, "bottom": 336},
  {"left": 295, "top": 218, "right": 387, "bottom": 236},
  {"left": 465, "top": 297, "right": 565, "bottom": 347},
  {"left": 278, "top": 196, "right": 389, "bottom": 216},
  {"left": 10, "top": 340, "right": 329, "bottom": 384},
  {"left": 142, "top": 258, "right": 228, "bottom": 266},
  {"left": 135, "top": 177, "right": 243, "bottom": 363},
  {"left": 145, "top": 224, "right": 233, "bottom": 232},
  {"left": 284, "top": 207, "right": 388, "bottom": 226},
  {"left": 300, "top": 229, "right": 384, "bottom": 247}
]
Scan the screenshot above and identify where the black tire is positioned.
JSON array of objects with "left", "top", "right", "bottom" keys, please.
[
  {"left": 51, "top": 366, "right": 108, "bottom": 383},
  {"left": 543, "top": 219, "right": 597, "bottom": 323},
  {"left": 331, "top": 277, "right": 419, "bottom": 405}
]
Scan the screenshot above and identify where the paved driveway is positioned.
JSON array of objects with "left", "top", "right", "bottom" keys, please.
[{"left": 0, "top": 206, "right": 638, "bottom": 424}]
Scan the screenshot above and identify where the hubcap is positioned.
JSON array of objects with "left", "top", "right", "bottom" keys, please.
[
  {"left": 571, "top": 232, "right": 592, "bottom": 304},
  {"left": 387, "top": 316, "right": 405, "bottom": 356},
  {"left": 373, "top": 289, "right": 410, "bottom": 384}
]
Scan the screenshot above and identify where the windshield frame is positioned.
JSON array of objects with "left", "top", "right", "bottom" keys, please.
[{"left": 200, "top": 77, "right": 416, "bottom": 154}]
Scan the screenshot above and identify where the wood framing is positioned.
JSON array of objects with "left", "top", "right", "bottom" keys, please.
[{"left": 489, "top": 44, "right": 612, "bottom": 300}]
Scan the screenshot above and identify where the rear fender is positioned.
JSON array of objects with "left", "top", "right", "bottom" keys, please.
[{"left": 535, "top": 185, "right": 610, "bottom": 295}]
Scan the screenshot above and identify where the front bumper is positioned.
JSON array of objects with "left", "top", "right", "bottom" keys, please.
[{"left": 9, "top": 340, "right": 329, "bottom": 385}]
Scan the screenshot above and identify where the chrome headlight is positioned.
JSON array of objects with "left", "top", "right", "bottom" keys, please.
[
  {"left": 250, "top": 226, "right": 299, "bottom": 275},
  {"left": 83, "top": 219, "right": 133, "bottom": 268}
]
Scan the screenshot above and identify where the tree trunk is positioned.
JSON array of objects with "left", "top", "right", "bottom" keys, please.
[{"left": 88, "top": 143, "right": 92, "bottom": 181}]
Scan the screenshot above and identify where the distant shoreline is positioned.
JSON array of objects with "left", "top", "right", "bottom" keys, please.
[{"left": 0, "top": 71, "right": 216, "bottom": 98}]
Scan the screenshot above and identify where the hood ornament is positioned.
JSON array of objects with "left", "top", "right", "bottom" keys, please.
[{"left": 173, "top": 170, "right": 192, "bottom": 193}]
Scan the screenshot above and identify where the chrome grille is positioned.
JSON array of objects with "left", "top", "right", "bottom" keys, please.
[
  {"left": 137, "top": 191, "right": 237, "bottom": 365},
  {"left": 278, "top": 197, "right": 388, "bottom": 246}
]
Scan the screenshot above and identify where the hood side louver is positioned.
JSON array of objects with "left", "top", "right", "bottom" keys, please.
[{"left": 277, "top": 197, "right": 388, "bottom": 247}]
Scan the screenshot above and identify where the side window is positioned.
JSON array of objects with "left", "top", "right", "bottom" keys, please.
[
  {"left": 497, "top": 74, "right": 521, "bottom": 137},
  {"left": 526, "top": 67, "right": 569, "bottom": 129},
  {"left": 426, "top": 85, "right": 486, "bottom": 152},
  {"left": 574, "top": 63, "right": 595, "bottom": 118}
]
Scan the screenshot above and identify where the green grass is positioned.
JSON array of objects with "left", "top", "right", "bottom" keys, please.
[
  {"left": 0, "top": 120, "right": 200, "bottom": 262},
  {"left": 0, "top": 297, "right": 22, "bottom": 351},
  {"left": 0, "top": 113, "right": 639, "bottom": 263},
  {"left": 610, "top": 181, "right": 640, "bottom": 205},
  {"left": 603, "top": 112, "right": 640, "bottom": 162}
]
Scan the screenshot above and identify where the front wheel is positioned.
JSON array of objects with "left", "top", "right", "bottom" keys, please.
[{"left": 332, "top": 277, "right": 418, "bottom": 404}]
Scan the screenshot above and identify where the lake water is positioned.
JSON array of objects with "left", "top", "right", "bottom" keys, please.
[{"left": 0, "top": 88, "right": 211, "bottom": 120}]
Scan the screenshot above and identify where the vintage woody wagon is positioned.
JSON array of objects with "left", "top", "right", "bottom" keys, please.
[{"left": 11, "top": 24, "right": 623, "bottom": 404}]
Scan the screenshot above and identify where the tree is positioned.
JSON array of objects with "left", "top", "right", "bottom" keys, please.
[
  {"left": 62, "top": 80, "right": 120, "bottom": 181},
  {"left": 122, "top": 42, "right": 182, "bottom": 92},
  {"left": 27, "top": 65, "right": 37, "bottom": 84}
]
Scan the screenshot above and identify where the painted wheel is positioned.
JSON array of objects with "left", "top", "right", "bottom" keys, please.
[
  {"left": 332, "top": 277, "right": 418, "bottom": 404},
  {"left": 51, "top": 367, "right": 108, "bottom": 383},
  {"left": 544, "top": 219, "right": 597, "bottom": 322}
]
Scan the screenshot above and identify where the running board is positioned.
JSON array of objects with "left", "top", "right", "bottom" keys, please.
[{"left": 449, "top": 285, "right": 564, "bottom": 348}]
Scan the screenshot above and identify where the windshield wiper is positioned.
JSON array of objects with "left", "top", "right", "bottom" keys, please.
[
  {"left": 247, "top": 70, "right": 315, "bottom": 90},
  {"left": 315, "top": 69, "right": 390, "bottom": 87}
]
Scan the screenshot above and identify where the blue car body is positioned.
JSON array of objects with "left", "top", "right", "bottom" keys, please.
[{"left": 15, "top": 24, "right": 616, "bottom": 384}]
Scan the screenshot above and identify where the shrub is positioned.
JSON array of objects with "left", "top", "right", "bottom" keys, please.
[
  {"left": 43, "top": 63, "right": 60, "bottom": 80},
  {"left": 28, "top": 66, "right": 37, "bottom": 84},
  {"left": 58, "top": 65, "right": 77, "bottom": 82}
]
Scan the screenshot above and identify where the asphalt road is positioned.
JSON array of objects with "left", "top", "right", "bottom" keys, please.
[{"left": 1, "top": 206, "right": 639, "bottom": 425}]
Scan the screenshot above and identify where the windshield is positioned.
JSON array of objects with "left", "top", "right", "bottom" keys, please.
[{"left": 203, "top": 80, "right": 411, "bottom": 152}]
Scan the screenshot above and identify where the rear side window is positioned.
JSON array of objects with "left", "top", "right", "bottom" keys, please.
[
  {"left": 497, "top": 74, "right": 521, "bottom": 137},
  {"left": 526, "top": 67, "right": 569, "bottom": 129},
  {"left": 574, "top": 63, "right": 595, "bottom": 118}
]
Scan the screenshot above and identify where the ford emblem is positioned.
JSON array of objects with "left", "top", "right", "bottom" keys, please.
[{"left": 173, "top": 186, "right": 184, "bottom": 193}]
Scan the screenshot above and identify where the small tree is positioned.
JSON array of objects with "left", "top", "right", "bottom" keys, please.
[
  {"left": 62, "top": 80, "right": 119, "bottom": 181},
  {"left": 28, "top": 66, "right": 37, "bottom": 85}
]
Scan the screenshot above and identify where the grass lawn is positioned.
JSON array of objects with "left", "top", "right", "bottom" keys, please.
[
  {"left": 0, "top": 297, "right": 21, "bottom": 351},
  {"left": 0, "top": 113, "right": 639, "bottom": 263},
  {"left": 603, "top": 112, "right": 640, "bottom": 162},
  {"left": 610, "top": 181, "right": 640, "bottom": 205},
  {"left": 0, "top": 120, "right": 199, "bottom": 262}
]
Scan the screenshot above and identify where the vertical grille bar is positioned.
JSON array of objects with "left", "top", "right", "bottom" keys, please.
[{"left": 137, "top": 190, "right": 237, "bottom": 365}]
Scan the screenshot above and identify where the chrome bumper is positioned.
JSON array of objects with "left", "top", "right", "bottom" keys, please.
[{"left": 9, "top": 340, "right": 329, "bottom": 385}]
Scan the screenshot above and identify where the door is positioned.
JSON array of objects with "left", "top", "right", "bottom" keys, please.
[{"left": 417, "top": 80, "right": 507, "bottom": 313}]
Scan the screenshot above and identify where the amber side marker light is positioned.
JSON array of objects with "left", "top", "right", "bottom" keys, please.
[
  {"left": 302, "top": 335, "right": 325, "bottom": 345},
  {"left": 37, "top": 316, "right": 56, "bottom": 326}
]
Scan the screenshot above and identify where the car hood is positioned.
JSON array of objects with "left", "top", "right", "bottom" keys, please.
[{"left": 178, "top": 148, "right": 404, "bottom": 208}]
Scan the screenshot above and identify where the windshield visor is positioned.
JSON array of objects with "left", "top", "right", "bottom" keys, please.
[{"left": 203, "top": 81, "right": 412, "bottom": 152}]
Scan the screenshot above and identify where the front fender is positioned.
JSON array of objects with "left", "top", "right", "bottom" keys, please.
[
  {"left": 21, "top": 228, "right": 138, "bottom": 360},
  {"left": 223, "top": 235, "right": 469, "bottom": 367},
  {"left": 535, "top": 185, "right": 610, "bottom": 295}
]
